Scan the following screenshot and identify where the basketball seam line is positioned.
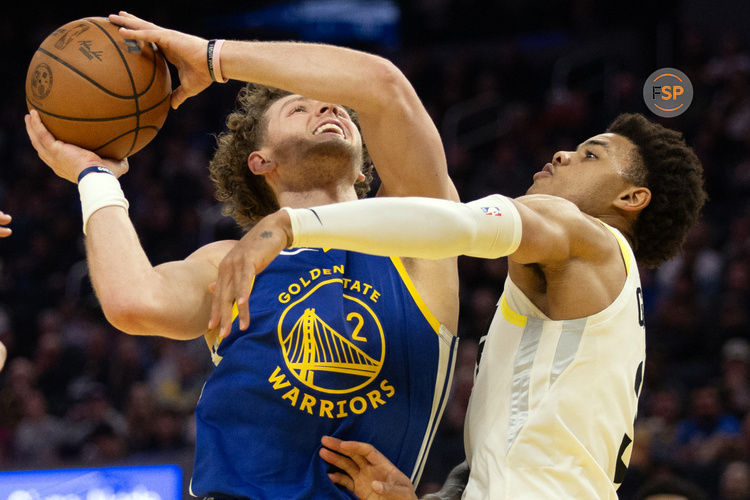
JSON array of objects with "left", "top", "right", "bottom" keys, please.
[
  {"left": 87, "top": 18, "right": 140, "bottom": 157},
  {"left": 25, "top": 92, "right": 170, "bottom": 122},
  {"left": 91, "top": 125, "right": 161, "bottom": 154},
  {"left": 35, "top": 47, "right": 151, "bottom": 100}
]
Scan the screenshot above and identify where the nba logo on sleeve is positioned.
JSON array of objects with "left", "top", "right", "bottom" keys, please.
[{"left": 481, "top": 206, "right": 503, "bottom": 216}]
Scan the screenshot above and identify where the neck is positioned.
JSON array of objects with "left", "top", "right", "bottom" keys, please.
[
  {"left": 275, "top": 183, "right": 359, "bottom": 209},
  {"left": 597, "top": 213, "right": 636, "bottom": 248}
]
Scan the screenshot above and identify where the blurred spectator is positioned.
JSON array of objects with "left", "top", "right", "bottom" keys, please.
[
  {"left": 124, "top": 382, "right": 158, "bottom": 454},
  {"left": 677, "top": 385, "right": 740, "bottom": 467},
  {"left": 637, "top": 388, "right": 685, "bottom": 467},
  {"left": 634, "top": 474, "right": 709, "bottom": 500},
  {"left": 13, "top": 389, "right": 65, "bottom": 464},
  {"left": 722, "top": 338, "right": 750, "bottom": 417},
  {"left": 719, "top": 460, "right": 750, "bottom": 500}
]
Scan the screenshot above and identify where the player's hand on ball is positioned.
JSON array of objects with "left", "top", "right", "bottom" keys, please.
[
  {"left": 208, "top": 210, "right": 293, "bottom": 338},
  {"left": 109, "top": 11, "right": 213, "bottom": 110},
  {"left": 320, "top": 436, "right": 418, "bottom": 500},
  {"left": 25, "top": 110, "right": 128, "bottom": 183}
]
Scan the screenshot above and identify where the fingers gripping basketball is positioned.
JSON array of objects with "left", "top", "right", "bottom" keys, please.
[{"left": 25, "top": 17, "right": 171, "bottom": 160}]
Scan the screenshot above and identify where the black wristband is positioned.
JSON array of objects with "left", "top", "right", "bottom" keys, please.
[
  {"left": 77, "top": 166, "right": 115, "bottom": 183},
  {"left": 207, "top": 39, "right": 218, "bottom": 82}
]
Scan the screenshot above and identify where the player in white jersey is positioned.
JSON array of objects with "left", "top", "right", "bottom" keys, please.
[{"left": 209, "top": 113, "right": 706, "bottom": 499}]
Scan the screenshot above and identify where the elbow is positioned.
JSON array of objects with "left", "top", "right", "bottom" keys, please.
[
  {"left": 97, "top": 289, "right": 157, "bottom": 335},
  {"left": 368, "top": 58, "right": 414, "bottom": 111}
]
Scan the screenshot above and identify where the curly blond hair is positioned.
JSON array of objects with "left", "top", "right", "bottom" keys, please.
[{"left": 209, "top": 83, "right": 373, "bottom": 230}]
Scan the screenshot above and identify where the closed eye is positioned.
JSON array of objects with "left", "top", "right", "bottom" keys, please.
[{"left": 290, "top": 105, "right": 307, "bottom": 114}]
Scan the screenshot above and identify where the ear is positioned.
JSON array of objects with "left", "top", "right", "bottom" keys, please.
[
  {"left": 356, "top": 171, "right": 366, "bottom": 183},
  {"left": 614, "top": 186, "right": 651, "bottom": 213},
  {"left": 248, "top": 151, "right": 276, "bottom": 175}
]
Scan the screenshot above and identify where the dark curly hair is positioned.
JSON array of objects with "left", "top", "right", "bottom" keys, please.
[
  {"left": 606, "top": 113, "right": 707, "bottom": 268},
  {"left": 209, "top": 83, "right": 374, "bottom": 230}
]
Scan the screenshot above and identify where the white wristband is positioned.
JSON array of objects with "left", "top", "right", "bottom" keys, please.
[{"left": 78, "top": 172, "right": 129, "bottom": 235}]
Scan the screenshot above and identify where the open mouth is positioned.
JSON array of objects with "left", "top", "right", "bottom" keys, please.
[{"left": 313, "top": 121, "right": 346, "bottom": 138}]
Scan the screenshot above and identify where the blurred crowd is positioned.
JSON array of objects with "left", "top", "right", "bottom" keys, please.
[{"left": 2, "top": 2, "right": 750, "bottom": 499}]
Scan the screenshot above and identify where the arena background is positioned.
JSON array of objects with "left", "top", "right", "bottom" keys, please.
[{"left": 2, "top": 0, "right": 750, "bottom": 497}]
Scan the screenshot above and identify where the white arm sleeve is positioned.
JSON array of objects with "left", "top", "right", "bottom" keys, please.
[{"left": 282, "top": 194, "right": 522, "bottom": 260}]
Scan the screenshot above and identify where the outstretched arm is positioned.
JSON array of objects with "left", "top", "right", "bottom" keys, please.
[
  {"left": 207, "top": 192, "right": 619, "bottom": 333},
  {"left": 110, "top": 11, "right": 456, "bottom": 201}
]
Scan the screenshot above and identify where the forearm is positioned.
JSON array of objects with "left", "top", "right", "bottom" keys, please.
[
  {"left": 283, "top": 195, "right": 521, "bottom": 259},
  {"left": 221, "top": 40, "right": 398, "bottom": 116},
  {"left": 85, "top": 207, "right": 164, "bottom": 333},
  {"left": 422, "top": 462, "right": 470, "bottom": 500}
]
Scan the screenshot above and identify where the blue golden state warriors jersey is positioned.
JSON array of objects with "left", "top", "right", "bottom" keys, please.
[{"left": 190, "top": 248, "right": 457, "bottom": 499}]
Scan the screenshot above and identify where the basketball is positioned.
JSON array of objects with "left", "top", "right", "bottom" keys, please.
[{"left": 25, "top": 17, "right": 171, "bottom": 160}]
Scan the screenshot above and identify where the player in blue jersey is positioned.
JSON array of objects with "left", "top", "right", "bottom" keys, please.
[{"left": 25, "top": 11, "right": 459, "bottom": 500}]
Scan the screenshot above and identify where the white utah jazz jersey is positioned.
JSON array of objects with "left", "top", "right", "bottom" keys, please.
[{"left": 463, "top": 223, "right": 646, "bottom": 500}]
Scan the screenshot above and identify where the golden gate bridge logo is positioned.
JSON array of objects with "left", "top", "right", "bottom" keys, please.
[{"left": 278, "top": 280, "right": 385, "bottom": 394}]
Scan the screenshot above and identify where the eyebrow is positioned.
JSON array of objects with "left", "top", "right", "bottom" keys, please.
[
  {"left": 280, "top": 95, "right": 308, "bottom": 113},
  {"left": 577, "top": 139, "right": 610, "bottom": 152}
]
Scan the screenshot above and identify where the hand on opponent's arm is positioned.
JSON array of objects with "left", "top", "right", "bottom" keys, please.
[
  {"left": 208, "top": 210, "right": 292, "bottom": 338},
  {"left": 319, "top": 436, "right": 468, "bottom": 500},
  {"left": 319, "top": 436, "right": 418, "bottom": 500}
]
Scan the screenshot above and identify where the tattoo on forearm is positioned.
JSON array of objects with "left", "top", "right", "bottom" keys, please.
[{"left": 260, "top": 231, "right": 273, "bottom": 239}]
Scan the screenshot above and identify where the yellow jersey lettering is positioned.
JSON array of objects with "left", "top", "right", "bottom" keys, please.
[
  {"left": 350, "top": 280, "right": 361, "bottom": 292},
  {"left": 269, "top": 366, "right": 291, "bottom": 390},
  {"left": 380, "top": 379, "right": 395, "bottom": 398},
  {"left": 282, "top": 387, "right": 300, "bottom": 406},
  {"left": 342, "top": 278, "right": 351, "bottom": 288},
  {"left": 361, "top": 283, "right": 372, "bottom": 295},
  {"left": 336, "top": 400, "right": 349, "bottom": 418},
  {"left": 371, "top": 290, "right": 381, "bottom": 303},
  {"left": 300, "top": 393, "right": 316, "bottom": 414},
  {"left": 279, "top": 292, "right": 291, "bottom": 304},
  {"left": 334, "top": 265, "right": 345, "bottom": 274},
  {"left": 288, "top": 283, "right": 301, "bottom": 295},
  {"left": 322, "top": 268, "right": 331, "bottom": 275},
  {"left": 349, "top": 396, "right": 367, "bottom": 415},
  {"left": 366, "top": 389, "right": 385, "bottom": 409},
  {"left": 310, "top": 268, "right": 321, "bottom": 281},
  {"left": 267, "top": 371, "right": 397, "bottom": 418},
  {"left": 319, "top": 399, "right": 335, "bottom": 418},
  {"left": 299, "top": 276, "right": 311, "bottom": 288}
]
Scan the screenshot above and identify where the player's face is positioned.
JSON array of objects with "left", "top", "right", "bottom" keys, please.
[
  {"left": 526, "top": 133, "right": 638, "bottom": 215},
  {"left": 257, "top": 95, "right": 364, "bottom": 190},
  {"left": 263, "top": 94, "right": 363, "bottom": 157}
]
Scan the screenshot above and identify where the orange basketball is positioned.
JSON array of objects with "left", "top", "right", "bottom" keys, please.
[{"left": 25, "top": 17, "right": 171, "bottom": 160}]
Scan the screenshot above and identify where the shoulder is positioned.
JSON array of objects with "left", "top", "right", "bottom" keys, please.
[
  {"left": 513, "top": 194, "right": 587, "bottom": 223},
  {"left": 511, "top": 195, "right": 616, "bottom": 264}
]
